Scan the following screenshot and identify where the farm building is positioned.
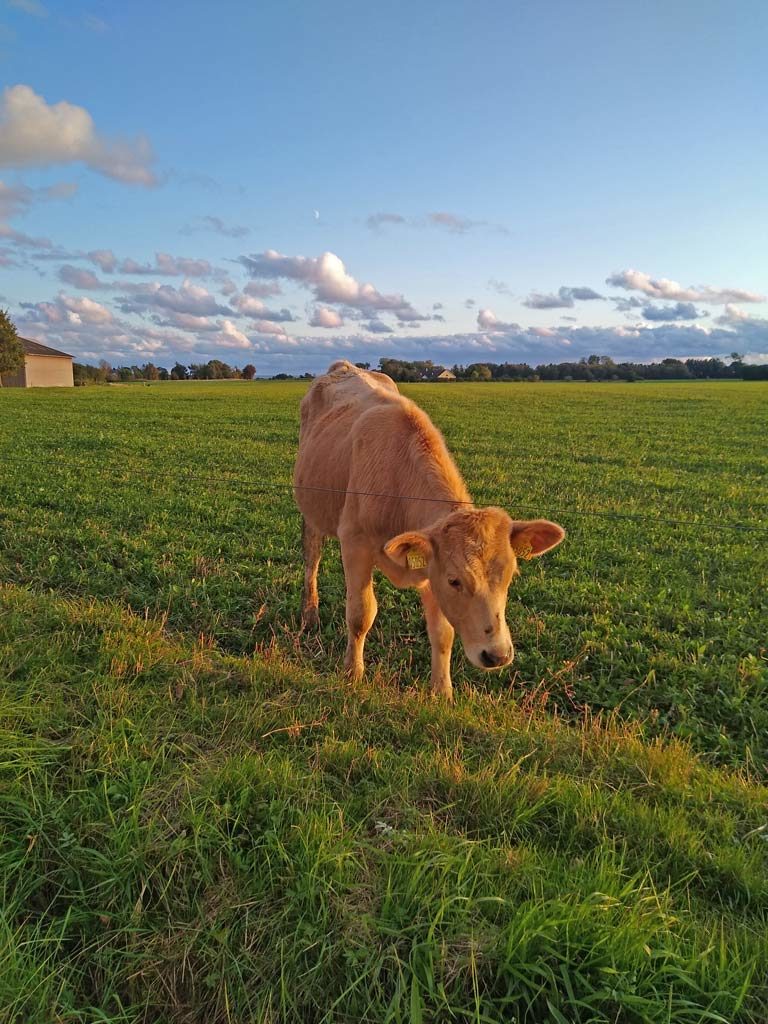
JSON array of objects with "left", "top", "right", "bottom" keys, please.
[
  {"left": 436, "top": 369, "right": 457, "bottom": 380},
  {"left": 1, "top": 338, "right": 74, "bottom": 388}
]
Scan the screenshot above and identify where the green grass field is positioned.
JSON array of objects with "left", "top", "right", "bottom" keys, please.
[{"left": 1, "top": 379, "right": 767, "bottom": 1022}]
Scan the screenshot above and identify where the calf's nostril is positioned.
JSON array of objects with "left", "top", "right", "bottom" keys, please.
[{"left": 480, "top": 649, "right": 497, "bottom": 668}]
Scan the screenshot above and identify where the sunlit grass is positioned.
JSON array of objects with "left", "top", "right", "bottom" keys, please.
[{"left": 1, "top": 379, "right": 766, "bottom": 1020}]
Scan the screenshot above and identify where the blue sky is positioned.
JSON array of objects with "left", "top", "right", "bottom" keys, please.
[{"left": 1, "top": 0, "right": 767, "bottom": 373}]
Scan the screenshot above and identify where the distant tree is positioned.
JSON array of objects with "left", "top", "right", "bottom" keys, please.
[
  {"left": 0, "top": 309, "right": 24, "bottom": 379},
  {"left": 188, "top": 359, "right": 236, "bottom": 380},
  {"left": 98, "top": 359, "right": 114, "bottom": 383},
  {"left": 467, "top": 363, "right": 492, "bottom": 381},
  {"left": 729, "top": 351, "right": 744, "bottom": 375},
  {"left": 142, "top": 362, "right": 160, "bottom": 381},
  {"left": 378, "top": 358, "right": 435, "bottom": 382},
  {"left": 73, "top": 361, "right": 112, "bottom": 386},
  {"left": 242, "top": 363, "right": 256, "bottom": 380},
  {"left": 170, "top": 362, "right": 188, "bottom": 380},
  {"left": 354, "top": 362, "right": 370, "bottom": 370},
  {"left": 742, "top": 363, "right": 768, "bottom": 380},
  {"left": 158, "top": 367, "right": 170, "bottom": 381}
]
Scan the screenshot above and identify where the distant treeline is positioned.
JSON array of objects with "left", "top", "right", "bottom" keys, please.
[
  {"left": 376, "top": 356, "right": 768, "bottom": 382},
  {"left": 73, "top": 354, "right": 768, "bottom": 386},
  {"left": 73, "top": 359, "right": 261, "bottom": 385}
]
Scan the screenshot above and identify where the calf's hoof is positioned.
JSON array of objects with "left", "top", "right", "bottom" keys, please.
[
  {"left": 343, "top": 655, "right": 365, "bottom": 682},
  {"left": 301, "top": 607, "right": 320, "bottom": 631},
  {"left": 431, "top": 683, "right": 454, "bottom": 702}
]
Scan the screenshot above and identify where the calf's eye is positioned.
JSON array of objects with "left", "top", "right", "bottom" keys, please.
[{"left": 448, "top": 578, "right": 461, "bottom": 589}]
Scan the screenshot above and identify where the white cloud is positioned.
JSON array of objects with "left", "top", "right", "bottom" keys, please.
[
  {"left": 488, "top": 278, "right": 513, "bottom": 296},
  {"left": 0, "top": 84, "right": 156, "bottom": 186},
  {"left": 117, "top": 252, "right": 213, "bottom": 277},
  {"left": 367, "top": 210, "right": 508, "bottom": 235},
  {"left": 243, "top": 280, "right": 282, "bottom": 298},
  {"left": 642, "top": 301, "right": 706, "bottom": 322},
  {"left": 428, "top": 212, "right": 473, "bottom": 232},
  {"left": 477, "top": 308, "right": 519, "bottom": 331},
  {"left": 0, "top": 178, "right": 77, "bottom": 220},
  {"left": 524, "top": 286, "right": 603, "bottom": 309},
  {"left": 606, "top": 268, "right": 765, "bottom": 305},
  {"left": 239, "top": 249, "right": 426, "bottom": 321},
  {"left": 116, "top": 280, "right": 231, "bottom": 317},
  {"left": 21, "top": 292, "right": 113, "bottom": 326},
  {"left": 426, "top": 211, "right": 508, "bottom": 235},
  {"left": 181, "top": 215, "right": 250, "bottom": 238},
  {"left": 715, "top": 304, "right": 751, "bottom": 324},
  {"left": 87, "top": 249, "right": 117, "bottom": 273},
  {"left": 215, "top": 319, "right": 252, "bottom": 349},
  {"left": 155, "top": 313, "right": 220, "bottom": 332},
  {"left": 529, "top": 326, "right": 560, "bottom": 337},
  {"left": 61, "top": 294, "right": 113, "bottom": 324},
  {"left": 0, "top": 222, "right": 52, "bottom": 248},
  {"left": 83, "top": 249, "right": 215, "bottom": 277},
  {"left": 310, "top": 306, "right": 344, "bottom": 328},
  {"left": 58, "top": 265, "right": 107, "bottom": 290},
  {"left": 230, "top": 292, "right": 294, "bottom": 322},
  {"left": 253, "top": 319, "right": 289, "bottom": 337},
  {"left": 83, "top": 15, "right": 108, "bottom": 32},
  {"left": 230, "top": 293, "right": 267, "bottom": 317},
  {"left": 8, "top": 0, "right": 47, "bottom": 15},
  {"left": 366, "top": 212, "right": 407, "bottom": 230},
  {"left": 0, "top": 179, "right": 77, "bottom": 252}
]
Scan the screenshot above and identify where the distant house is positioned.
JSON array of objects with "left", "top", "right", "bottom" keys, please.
[
  {"left": 1, "top": 338, "right": 74, "bottom": 388},
  {"left": 436, "top": 369, "right": 457, "bottom": 381}
]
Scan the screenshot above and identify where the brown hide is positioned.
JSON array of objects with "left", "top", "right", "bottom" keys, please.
[{"left": 293, "top": 360, "right": 564, "bottom": 698}]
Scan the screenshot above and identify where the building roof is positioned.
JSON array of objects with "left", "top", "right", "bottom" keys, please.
[{"left": 20, "top": 337, "right": 73, "bottom": 359}]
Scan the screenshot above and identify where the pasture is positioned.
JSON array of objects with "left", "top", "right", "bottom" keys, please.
[{"left": 1, "top": 379, "right": 767, "bottom": 1022}]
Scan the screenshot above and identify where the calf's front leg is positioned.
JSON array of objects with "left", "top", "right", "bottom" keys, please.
[
  {"left": 419, "top": 583, "right": 454, "bottom": 700},
  {"left": 340, "top": 540, "right": 377, "bottom": 681}
]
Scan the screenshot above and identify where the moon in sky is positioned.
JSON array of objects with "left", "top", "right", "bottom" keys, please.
[{"left": 313, "top": 210, "right": 320, "bottom": 220}]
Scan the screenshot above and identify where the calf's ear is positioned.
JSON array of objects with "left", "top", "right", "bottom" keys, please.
[
  {"left": 510, "top": 519, "right": 565, "bottom": 559},
  {"left": 384, "top": 531, "right": 434, "bottom": 570}
]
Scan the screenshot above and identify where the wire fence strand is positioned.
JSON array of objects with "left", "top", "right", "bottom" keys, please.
[{"left": 1, "top": 450, "right": 767, "bottom": 534}]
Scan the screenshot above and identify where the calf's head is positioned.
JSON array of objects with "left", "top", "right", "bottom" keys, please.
[{"left": 384, "top": 507, "right": 564, "bottom": 670}]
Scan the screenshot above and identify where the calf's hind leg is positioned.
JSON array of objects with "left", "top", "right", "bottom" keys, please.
[{"left": 300, "top": 517, "right": 324, "bottom": 629}]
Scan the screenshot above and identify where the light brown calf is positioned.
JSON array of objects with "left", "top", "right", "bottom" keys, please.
[{"left": 293, "top": 360, "right": 564, "bottom": 699}]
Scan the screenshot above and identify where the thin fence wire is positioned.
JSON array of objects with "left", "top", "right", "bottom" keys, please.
[{"left": 1, "top": 450, "right": 767, "bottom": 534}]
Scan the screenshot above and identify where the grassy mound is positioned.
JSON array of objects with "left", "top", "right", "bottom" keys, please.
[{"left": 2, "top": 584, "right": 766, "bottom": 1023}]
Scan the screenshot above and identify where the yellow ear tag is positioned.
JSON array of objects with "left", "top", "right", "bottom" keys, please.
[
  {"left": 407, "top": 550, "right": 427, "bottom": 570},
  {"left": 512, "top": 539, "right": 534, "bottom": 561}
]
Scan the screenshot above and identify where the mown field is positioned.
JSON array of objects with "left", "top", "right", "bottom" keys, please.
[{"left": 1, "top": 379, "right": 766, "bottom": 1023}]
